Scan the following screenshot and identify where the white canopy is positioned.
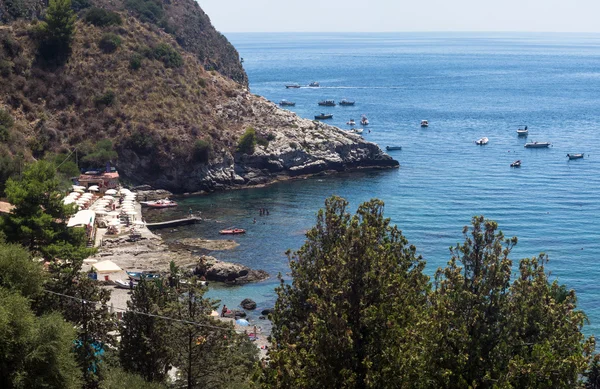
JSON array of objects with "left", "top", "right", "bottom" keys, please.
[
  {"left": 73, "top": 185, "right": 86, "bottom": 191},
  {"left": 67, "top": 210, "right": 95, "bottom": 227},
  {"left": 92, "top": 260, "right": 122, "bottom": 273},
  {"left": 88, "top": 185, "right": 99, "bottom": 192},
  {"left": 105, "top": 189, "right": 118, "bottom": 195}
]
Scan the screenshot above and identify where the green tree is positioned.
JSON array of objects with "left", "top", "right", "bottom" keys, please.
[
  {"left": 0, "top": 108, "right": 14, "bottom": 141},
  {"left": 1, "top": 160, "right": 92, "bottom": 261},
  {"left": 81, "top": 139, "right": 118, "bottom": 169},
  {"left": 257, "top": 196, "right": 430, "bottom": 388},
  {"left": 426, "top": 216, "right": 594, "bottom": 388},
  {"left": 119, "top": 278, "right": 172, "bottom": 383},
  {"left": 0, "top": 243, "right": 45, "bottom": 299},
  {"left": 236, "top": 127, "right": 256, "bottom": 154},
  {"left": 37, "top": 0, "right": 77, "bottom": 59}
]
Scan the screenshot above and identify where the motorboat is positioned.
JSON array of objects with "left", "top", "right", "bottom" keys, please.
[
  {"left": 361, "top": 115, "right": 369, "bottom": 125},
  {"left": 475, "top": 137, "right": 489, "bottom": 145},
  {"left": 517, "top": 125, "right": 528, "bottom": 136},
  {"left": 318, "top": 100, "right": 336, "bottom": 106},
  {"left": 567, "top": 153, "right": 584, "bottom": 160},
  {"left": 279, "top": 100, "right": 295, "bottom": 106},
  {"left": 346, "top": 119, "right": 356, "bottom": 126},
  {"left": 315, "top": 113, "right": 333, "bottom": 120},
  {"left": 510, "top": 160, "right": 521, "bottom": 167},
  {"left": 350, "top": 128, "right": 363, "bottom": 134},
  {"left": 421, "top": 120, "right": 429, "bottom": 127},
  {"left": 126, "top": 271, "right": 162, "bottom": 281},
  {"left": 524, "top": 142, "right": 551, "bottom": 148},
  {"left": 339, "top": 99, "right": 355, "bottom": 106},
  {"left": 141, "top": 199, "right": 178, "bottom": 208},
  {"left": 285, "top": 83, "right": 301, "bottom": 89},
  {"left": 386, "top": 146, "right": 402, "bottom": 151},
  {"left": 115, "top": 279, "right": 135, "bottom": 289},
  {"left": 219, "top": 228, "right": 246, "bottom": 235},
  {"left": 308, "top": 81, "right": 320, "bottom": 87}
]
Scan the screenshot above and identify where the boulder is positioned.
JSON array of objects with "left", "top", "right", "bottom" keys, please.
[
  {"left": 241, "top": 298, "right": 257, "bottom": 310},
  {"left": 194, "top": 256, "right": 269, "bottom": 283},
  {"left": 261, "top": 308, "right": 274, "bottom": 316}
]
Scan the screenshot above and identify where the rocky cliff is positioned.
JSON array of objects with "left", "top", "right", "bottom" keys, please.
[{"left": 0, "top": 5, "right": 397, "bottom": 194}]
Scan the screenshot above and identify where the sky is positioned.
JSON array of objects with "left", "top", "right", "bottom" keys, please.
[{"left": 199, "top": 0, "right": 600, "bottom": 33}]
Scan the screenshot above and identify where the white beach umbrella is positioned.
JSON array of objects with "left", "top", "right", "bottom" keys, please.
[
  {"left": 126, "top": 211, "right": 137, "bottom": 216},
  {"left": 105, "top": 189, "right": 118, "bottom": 195},
  {"left": 74, "top": 188, "right": 85, "bottom": 193},
  {"left": 68, "top": 192, "right": 81, "bottom": 198},
  {"left": 102, "top": 195, "right": 114, "bottom": 200},
  {"left": 63, "top": 198, "right": 75, "bottom": 205},
  {"left": 88, "top": 186, "right": 99, "bottom": 192},
  {"left": 120, "top": 188, "right": 131, "bottom": 194},
  {"left": 95, "top": 210, "right": 107, "bottom": 215},
  {"left": 72, "top": 185, "right": 86, "bottom": 191}
]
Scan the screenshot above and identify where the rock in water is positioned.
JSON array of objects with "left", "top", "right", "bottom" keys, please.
[{"left": 241, "top": 298, "right": 257, "bottom": 310}]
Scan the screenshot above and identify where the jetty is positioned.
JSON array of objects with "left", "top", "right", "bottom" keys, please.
[{"left": 145, "top": 217, "right": 201, "bottom": 230}]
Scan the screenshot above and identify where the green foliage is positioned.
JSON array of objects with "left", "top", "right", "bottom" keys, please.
[
  {"left": 425, "top": 216, "right": 595, "bottom": 388},
  {"left": 94, "top": 90, "right": 116, "bottom": 107},
  {"left": 193, "top": 139, "right": 211, "bottom": 163},
  {"left": 84, "top": 8, "right": 123, "bottom": 27},
  {"left": 81, "top": 139, "right": 118, "bottom": 168},
  {"left": 0, "top": 290, "right": 83, "bottom": 389},
  {"left": 289, "top": 141, "right": 298, "bottom": 149},
  {"left": 124, "top": 0, "right": 163, "bottom": 24},
  {"left": 36, "top": 0, "right": 77, "bottom": 60},
  {"left": 0, "top": 59, "right": 13, "bottom": 77},
  {"left": 0, "top": 108, "right": 14, "bottom": 142},
  {"left": 100, "top": 365, "right": 168, "bottom": 389},
  {"left": 0, "top": 150, "right": 17, "bottom": 196},
  {"left": 0, "top": 243, "right": 45, "bottom": 299},
  {"left": 71, "top": 0, "right": 91, "bottom": 11},
  {"left": 129, "top": 53, "right": 143, "bottom": 70},
  {"left": 123, "top": 128, "right": 157, "bottom": 155},
  {"left": 44, "top": 152, "right": 80, "bottom": 179},
  {"left": 258, "top": 196, "right": 430, "bottom": 388},
  {"left": 2, "top": 160, "right": 92, "bottom": 261},
  {"left": 237, "top": 127, "right": 256, "bottom": 154},
  {"left": 266, "top": 132, "right": 276, "bottom": 142},
  {"left": 147, "top": 42, "right": 183, "bottom": 68},
  {"left": 99, "top": 33, "right": 122, "bottom": 53}
]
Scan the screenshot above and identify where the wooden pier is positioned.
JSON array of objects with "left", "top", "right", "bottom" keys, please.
[{"left": 145, "top": 217, "right": 201, "bottom": 230}]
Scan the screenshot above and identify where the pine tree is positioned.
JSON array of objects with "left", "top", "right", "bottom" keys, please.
[{"left": 37, "top": 0, "right": 77, "bottom": 59}]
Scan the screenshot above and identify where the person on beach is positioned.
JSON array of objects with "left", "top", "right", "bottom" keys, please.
[
  {"left": 188, "top": 207, "right": 193, "bottom": 218},
  {"left": 221, "top": 305, "right": 228, "bottom": 317}
]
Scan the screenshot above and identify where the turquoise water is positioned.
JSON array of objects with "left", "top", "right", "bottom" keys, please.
[{"left": 153, "top": 33, "right": 600, "bottom": 335}]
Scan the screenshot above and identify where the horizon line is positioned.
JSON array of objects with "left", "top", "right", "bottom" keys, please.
[{"left": 222, "top": 30, "right": 600, "bottom": 34}]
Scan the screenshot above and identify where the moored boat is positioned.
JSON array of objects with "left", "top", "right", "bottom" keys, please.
[
  {"left": 127, "top": 271, "right": 161, "bottom": 281},
  {"left": 350, "top": 128, "right": 363, "bottom": 134},
  {"left": 339, "top": 99, "right": 355, "bottom": 106},
  {"left": 115, "top": 279, "right": 134, "bottom": 289},
  {"left": 308, "top": 81, "right": 320, "bottom": 87},
  {"left": 141, "top": 199, "right": 178, "bottom": 208},
  {"left": 219, "top": 228, "right": 246, "bottom": 235},
  {"left": 315, "top": 113, "right": 333, "bottom": 120},
  {"left": 421, "top": 119, "right": 429, "bottom": 127},
  {"left": 285, "top": 83, "right": 301, "bottom": 89},
  {"left": 279, "top": 99, "right": 295, "bottom": 106},
  {"left": 517, "top": 125, "right": 528, "bottom": 136},
  {"left": 360, "top": 115, "right": 369, "bottom": 125},
  {"left": 386, "top": 146, "right": 402, "bottom": 151},
  {"left": 524, "top": 141, "right": 551, "bottom": 148},
  {"left": 346, "top": 119, "right": 356, "bottom": 126},
  {"left": 567, "top": 153, "right": 584, "bottom": 160},
  {"left": 510, "top": 160, "right": 521, "bottom": 167},
  {"left": 318, "top": 100, "right": 336, "bottom": 106},
  {"left": 475, "top": 137, "right": 489, "bottom": 145}
]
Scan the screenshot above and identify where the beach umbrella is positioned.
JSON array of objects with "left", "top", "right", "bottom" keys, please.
[
  {"left": 235, "top": 319, "right": 250, "bottom": 326},
  {"left": 126, "top": 211, "right": 137, "bottom": 215},
  {"left": 107, "top": 211, "right": 120, "bottom": 217},
  {"left": 74, "top": 188, "right": 85, "bottom": 193},
  {"left": 95, "top": 210, "right": 107, "bottom": 215},
  {"left": 105, "top": 189, "right": 118, "bottom": 195},
  {"left": 109, "top": 219, "right": 121, "bottom": 226},
  {"left": 63, "top": 198, "right": 75, "bottom": 205},
  {"left": 88, "top": 185, "right": 99, "bottom": 192},
  {"left": 72, "top": 185, "right": 86, "bottom": 191},
  {"left": 68, "top": 192, "right": 81, "bottom": 198},
  {"left": 120, "top": 188, "right": 131, "bottom": 194},
  {"left": 102, "top": 195, "right": 114, "bottom": 200}
]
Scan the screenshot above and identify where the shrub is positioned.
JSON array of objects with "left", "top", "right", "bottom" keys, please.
[
  {"left": 124, "top": 0, "right": 163, "bottom": 24},
  {"left": 193, "top": 139, "right": 211, "bottom": 163},
  {"left": 123, "top": 128, "right": 156, "bottom": 155},
  {"left": 36, "top": 0, "right": 76, "bottom": 60},
  {"left": 198, "top": 78, "right": 206, "bottom": 88},
  {"left": 0, "top": 60, "right": 12, "bottom": 77},
  {"left": 129, "top": 53, "right": 142, "bottom": 70},
  {"left": 256, "top": 136, "right": 269, "bottom": 148},
  {"left": 71, "top": 0, "right": 91, "bottom": 11},
  {"left": 99, "top": 33, "right": 122, "bottom": 53},
  {"left": 266, "top": 133, "right": 276, "bottom": 141},
  {"left": 289, "top": 142, "right": 298, "bottom": 149},
  {"left": 237, "top": 127, "right": 256, "bottom": 155},
  {"left": 81, "top": 139, "right": 118, "bottom": 168},
  {"left": 94, "top": 90, "right": 116, "bottom": 107},
  {"left": 1, "top": 34, "right": 22, "bottom": 57},
  {"left": 84, "top": 8, "right": 122, "bottom": 27},
  {"left": 149, "top": 43, "right": 183, "bottom": 68},
  {"left": 0, "top": 109, "right": 14, "bottom": 141}
]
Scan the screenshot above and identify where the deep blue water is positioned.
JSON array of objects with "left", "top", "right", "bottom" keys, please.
[{"left": 153, "top": 33, "right": 600, "bottom": 335}]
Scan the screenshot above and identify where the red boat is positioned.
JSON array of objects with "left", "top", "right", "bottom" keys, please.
[
  {"left": 219, "top": 228, "right": 246, "bottom": 235},
  {"left": 141, "top": 199, "right": 178, "bottom": 208}
]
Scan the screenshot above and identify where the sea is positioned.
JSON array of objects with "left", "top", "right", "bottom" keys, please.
[{"left": 148, "top": 33, "right": 600, "bottom": 336}]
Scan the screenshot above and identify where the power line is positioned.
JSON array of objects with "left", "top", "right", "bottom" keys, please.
[{"left": 43, "top": 289, "right": 253, "bottom": 334}]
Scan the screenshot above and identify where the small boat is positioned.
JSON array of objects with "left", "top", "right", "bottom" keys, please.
[
  {"left": 517, "top": 125, "right": 528, "bottom": 136},
  {"left": 219, "top": 228, "right": 246, "bottom": 235},
  {"left": 346, "top": 119, "right": 356, "bottom": 126},
  {"left": 510, "top": 160, "right": 521, "bottom": 167},
  {"left": 567, "top": 153, "right": 584, "bottom": 160},
  {"left": 350, "top": 128, "right": 363, "bottom": 134},
  {"left": 339, "top": 99, "right": 355, "bottom": 106},
  {"left": 285, "top": 83, "right": 301, "bottom": 89},
  {"left": 475, "top": 137, "right": 489, "bottom": 145},
  {"left": 524, "top": 142, "right": 551, "bottom": 148},
  {"left": 360, "top": 115, "right": 369, "bottom": 125},
  {"left": 386, "top": 146, "right": 402, "bottom": 151},
  {"left": 318, "top": 100, "right": 336, "bottom": 106},
  {"left": 308, "top": 81, "right": 320, "bottom": 87},
  {"left": 279, "top": 100, "right": 295, "bottom": 106},
  {"left": 141, "top": 199, "right": 178, "bottom": 208},
  {"left": 421, "top": 120, "right": 429, "bottom": 127},
  {"left": 126, "top": 271, "right": 161, "bottom": 281},
  {"left": 115, "top": 279, "right": 134, "bottom": 289},
  {"left": 315, "top": 113, "right": 333, "bottom": 120}
]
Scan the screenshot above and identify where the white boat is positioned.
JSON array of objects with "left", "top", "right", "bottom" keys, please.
[
  {"left": 524, "top": 142, "right": 551, "bottom": 148},
  {"left": 351, "top": 128, "right": 363, "bottom": 134},
  {"left": 346, "top": 119, "right": 356, "bottom": 126},
  {"left": 567, "top": 153, "right": 584, "bottom": 160},
  {"left": 115, "top": 279, "right": 134, "bottom": 289},
  {"left": 475, "top": 137, "right": 489, "bottom": 145},
  {"left": 420, "top": 120, "right": 429, "bottom": 127},
  {"left": 308, "top": 81, "right": 320, "bottom": 87},
  {"left": 361, "top": 115, "right": 369, "bottom": 126},
  {"left": 517, "top": 125, "right": 528, "bottom": 136}
]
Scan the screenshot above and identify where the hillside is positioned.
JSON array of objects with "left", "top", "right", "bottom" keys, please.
[{"left": 0, "top": 6, "right": 397, "bottom": 193}]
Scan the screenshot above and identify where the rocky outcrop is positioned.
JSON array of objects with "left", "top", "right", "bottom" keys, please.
[
  {"left": 193, "top": 255, "right": 269, "bottom": 284},
  {"left": 241, "top": 298, "right": 257, "bottom": 310},
  {"left": 117, "top": 94, "right": 399, "bottom": 193},
  {"left": 134, "top": 189, "right": 173, "bottom": 201}
]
